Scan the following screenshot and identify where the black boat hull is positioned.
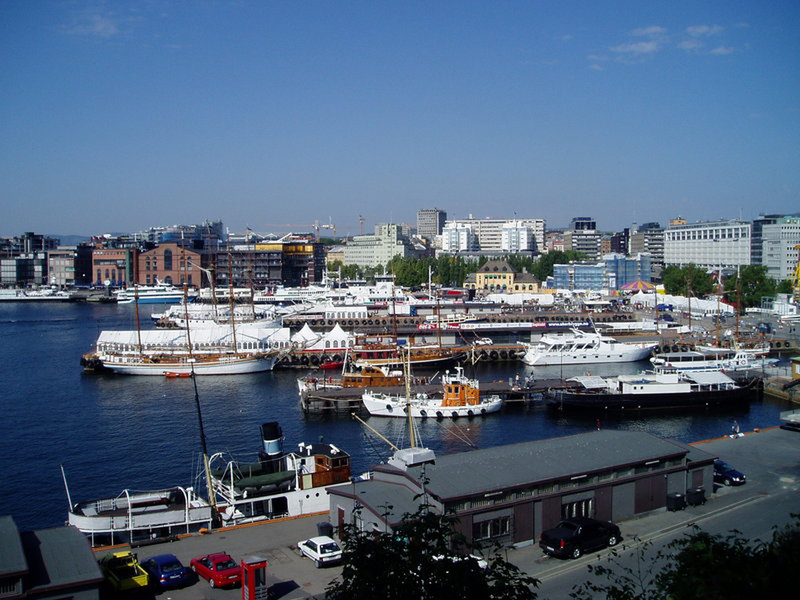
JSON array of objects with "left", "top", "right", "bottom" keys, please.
[{"left": 549, "top": 378, "right": 761, "bottom": 411}]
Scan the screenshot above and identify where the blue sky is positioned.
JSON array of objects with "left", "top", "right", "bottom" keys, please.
[{"left": 1, "top": 1, "right": 798, "bottom": 238}]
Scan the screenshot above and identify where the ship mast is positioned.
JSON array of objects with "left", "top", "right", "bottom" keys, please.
[
  {"left": 183, "top": 284, "right": 219, "bottom": 520},
  {"left": 134, "top": 285, "right": 143, "bottom": 357},
  {"left": 227, "top": 252, "right": 239, "bottom": 356}
]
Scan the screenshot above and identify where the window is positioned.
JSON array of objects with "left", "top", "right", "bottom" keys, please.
[
  {"left": 562, "top": 498, "right": 593, "bottom": 520},
  {"left": 163, "top": 249, "right": 173, "bottom": 271},
  {"left": 473, "top": 516, "right": 511, "bottom": 541}
]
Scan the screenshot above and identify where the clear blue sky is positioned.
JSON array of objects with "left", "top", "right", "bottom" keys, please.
[{"left": 1, "top": 1, "right": 798, "bottom": 238}]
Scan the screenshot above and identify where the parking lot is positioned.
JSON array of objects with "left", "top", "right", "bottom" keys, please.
[{"left": 98, "top": 425, "right": 800, "bottom": 599}]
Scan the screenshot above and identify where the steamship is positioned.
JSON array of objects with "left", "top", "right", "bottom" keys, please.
[{"left": 65, "top": 422, "right": 351, "bottom": 547}]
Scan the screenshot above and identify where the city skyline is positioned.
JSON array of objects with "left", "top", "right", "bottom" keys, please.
[{"left": 2, "top": 1, "right": 798, "bottom": 237}]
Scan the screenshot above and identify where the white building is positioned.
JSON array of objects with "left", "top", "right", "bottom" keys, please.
[
  {"left": 441, "top": 222, "right": 477, "bottom": 253},
  {"left": 343, "top": 224, "right": 414, "bottom": 268},
  {"left": 664, "top": 220, "right": 751, "bottom": 270},
  {"left": 501, "top": 220, "right": 535, "bottom": 253},
  {"left": 441, "top": 217, "right": 544, "bottom": 254},
  {"left": 762, "top": 216, "right": 800, "bottom": 281}
]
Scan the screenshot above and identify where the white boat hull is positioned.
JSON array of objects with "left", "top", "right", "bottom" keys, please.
[
  {"left": 522, "top": 344, "right": 654, "bottom": 366},
  {"left": 101, "top": 354, "right": 276, "bottom": 375},
  {"left": 362, "top": 391, "right": 502, "bottom": 419}
]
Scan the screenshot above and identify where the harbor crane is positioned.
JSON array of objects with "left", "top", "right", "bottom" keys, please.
[{"left": 263, "top": 219, "right": 336, "bottom": 240}]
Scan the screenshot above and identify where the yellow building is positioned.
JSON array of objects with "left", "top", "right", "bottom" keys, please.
[{"left": 468, "top": 260, "right": 540, "bottom": 293}]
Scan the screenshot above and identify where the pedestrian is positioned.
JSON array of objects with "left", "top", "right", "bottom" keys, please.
[{"left": 731, "top": 420, "right": 740, "bottom": 438}]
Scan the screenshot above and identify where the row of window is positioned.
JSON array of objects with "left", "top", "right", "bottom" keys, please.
[{"left": 448, "top": 458, "right": 683, "bottom": 512}]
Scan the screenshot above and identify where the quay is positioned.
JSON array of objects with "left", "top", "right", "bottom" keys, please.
[
  {"left": 299, "top": 377, "right": 565, "bottom": 413},
  {"left": 87, "top": 426, "right": 800, "bottom": 599}
]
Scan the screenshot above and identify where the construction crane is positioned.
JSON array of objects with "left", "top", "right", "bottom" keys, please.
[
  {"left": 263, "top": 219, "right": 336, "bottom": 240},
  {"left": 792, "top": 245, "right": 800, "bottom": 302}
]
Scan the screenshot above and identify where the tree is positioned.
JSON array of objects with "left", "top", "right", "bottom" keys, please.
[
  {"left": 326, "top": 505, "right": 540, "bottom": 600},
  {"left": 723, "top": 265, "right": 778, "bottom": 311},
  {"left": 570, "top": 515, "right": 800, "bottom": 600},
  {"left": 662, "top": 264, "right": 714, "bottom": 297}
]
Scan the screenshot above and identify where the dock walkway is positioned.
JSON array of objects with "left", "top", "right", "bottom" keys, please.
[{"left": 300, "top": 378, "right": 567, "bottom": 413}]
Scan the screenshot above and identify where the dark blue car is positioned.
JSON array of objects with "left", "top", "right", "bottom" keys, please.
[
  {"left": 713, "top": 460, "right": 746, "bottom": 486},
  {"left": 141, "top": 554, "right": 193, "bottom": 589}
]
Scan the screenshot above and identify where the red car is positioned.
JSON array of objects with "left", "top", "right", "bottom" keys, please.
[{"left": 189, "top": 552, "right": 242, "bottom": 588}]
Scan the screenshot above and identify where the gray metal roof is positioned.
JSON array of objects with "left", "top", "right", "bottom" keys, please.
[
  {"left": 0, "top": 515, "right": 27, "bottom": 576},
  {"left": 401, "top": 430, "right": 704, "bottom": 501},
  {"left": 20, "top": 526, "right": 103, "bottom": 591},
  {"left": 344, "top": 480, "right": 423, "bottom": 526}
]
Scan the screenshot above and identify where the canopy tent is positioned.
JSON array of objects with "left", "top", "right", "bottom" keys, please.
[{"left": 620, "top": 280, "right": 656, "bottom": 291}]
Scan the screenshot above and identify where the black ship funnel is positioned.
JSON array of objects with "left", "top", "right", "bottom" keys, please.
[{"left": 259, "top": 422, "right": 285, "bottom": 474}]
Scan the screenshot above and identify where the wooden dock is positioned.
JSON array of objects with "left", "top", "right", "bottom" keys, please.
[{"left": 299, "top": 378, "right": 569, "bottom": 413}]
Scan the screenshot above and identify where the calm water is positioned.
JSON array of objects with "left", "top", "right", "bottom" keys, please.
[{"left": 0, "top": 302, "right": 792, "bottom": 532}]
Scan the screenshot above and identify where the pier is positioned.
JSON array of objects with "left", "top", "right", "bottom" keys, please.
[{"left": 300, "top": 378, "right": 569, "bottom": 413}]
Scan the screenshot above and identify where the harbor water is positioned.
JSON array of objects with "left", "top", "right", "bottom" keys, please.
[{"left": 0, "top": 301, "right": 793, "bottom": 533}]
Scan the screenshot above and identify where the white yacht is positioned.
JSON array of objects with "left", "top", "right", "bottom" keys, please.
[{"left": 520, "top": 329, "right": 657, "bottom": 366}]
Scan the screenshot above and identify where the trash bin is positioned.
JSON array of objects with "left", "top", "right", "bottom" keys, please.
[
  {"left": 666, "top": 492, "right": 686, "bottom": 511},
  {"left": 317, "top": 521, "right": 334, "bottom": 537},
  {"left": 686, "top": 487, "right": 706, "bottom": 506}
]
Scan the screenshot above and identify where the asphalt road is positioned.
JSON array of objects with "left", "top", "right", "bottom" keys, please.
[{"left": 101, "top": 426, "right": 800, "bottom": 600}]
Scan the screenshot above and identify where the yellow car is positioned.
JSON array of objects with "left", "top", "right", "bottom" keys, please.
[{"left": 98, "top": 550, "right": 149, "bottom": 591}]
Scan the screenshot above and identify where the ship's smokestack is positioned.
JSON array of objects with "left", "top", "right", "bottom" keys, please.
[{"left": 259, "top": 422, "right": 285, "bottom": 473}]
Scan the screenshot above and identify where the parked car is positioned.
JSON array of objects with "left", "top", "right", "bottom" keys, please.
[
  {"left": 141, "top": 553, "right": 193, "bottom": 590},
  {"left": 539, "top": 517, "right": 621, "bottom": 559},
  {"left": 298, "top": 535, "right": 343, "bottom": 568},
  {"left": 98, "top": 550, "right": 149, "bottom": 592},
  {"left": 713, "top": 460, "right": 747, "bottom": 486},
  {"left": 190, "top": 552, "right": 242, "bottom": 588}
]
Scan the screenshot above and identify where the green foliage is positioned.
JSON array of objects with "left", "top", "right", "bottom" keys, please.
[
  {"left": 326, "top": 506, "right": 539, "bottom": 600},
  {"left": 723, "top": 265, "right": 778, "bottom": 310},
  {"left": 777, "top": 278, "right": 794, "bottom": 294},
  {"left": 571, "top": 515, "right": 800, "bottom": 600},
  {"left": 662, "top": 264, "right": 714, "bottom": 297}
]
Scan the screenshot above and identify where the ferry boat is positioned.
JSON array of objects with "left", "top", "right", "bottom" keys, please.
[
  {"left": 114, "top": 283, "right": 197, "bottom": 304},
  {"left": 361, "top": 366, "right": 502, "bottom": 419},
  {"left": 65, "top": 422, "right": 351, "bottom": 547},
  {"left": 549, "top": 369, "right": 760, "bottom": 411},
  {"left": 66, "top": 483, "right": 214, "bottom": 548},
  {"left": 209, "top": 422, "right": 351, "bottom": 525},
  {"left": 650, "top": 346, "right": 774, "bottom": 372},
  {"left": 520, "top": 329, "right": 657, "bottom": 366},
  {"left": 152, "top": 303, "right": 282, "bottom": 329}
]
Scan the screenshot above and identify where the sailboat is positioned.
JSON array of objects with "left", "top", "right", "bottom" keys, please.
[{"left": 81, "top": 284, "right": 278, "bottom": 375}]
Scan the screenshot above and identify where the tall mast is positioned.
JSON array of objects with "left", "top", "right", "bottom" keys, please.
[
  {"left": 134, "top": 285, "right": 143, "bottom": 356},
  {"left": 183, "top": 285, "right": 219, "bottom": 519},
  {"left": 227, "top": 252, "right": 239, "bottom": 356},
  {"left": 404, "top": 346, "right": 416, "bottom": 448}
]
